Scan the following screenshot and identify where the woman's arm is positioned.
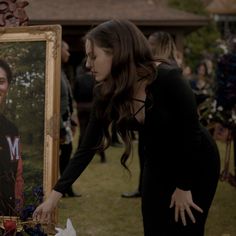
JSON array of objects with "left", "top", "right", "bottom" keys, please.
[
  {"left": 33, "top": 190, "right": 62, "bottom": 223},
  {"left": 33, "top": 102, "right": 103, "bottom": 222},
  {"left": 54, "top": 104, "right": 103, "bottom": 193}
]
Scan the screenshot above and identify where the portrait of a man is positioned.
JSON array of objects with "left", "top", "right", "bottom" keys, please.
[{"left": 0, "top": 59, "right": 24, "bottom": 216}]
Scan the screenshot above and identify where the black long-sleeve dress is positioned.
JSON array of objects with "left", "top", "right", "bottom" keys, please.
[{"left": 54, "top": 63, "right": 220, "bottom": 236}]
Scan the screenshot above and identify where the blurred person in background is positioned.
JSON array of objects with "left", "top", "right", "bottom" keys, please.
[
  {"left": 189, "top": 61, "right": 214, "bottom": 107},
  {"left": 59, "top": 41, "right": 80, "bottom": 197},
  {"left": 182, "top": 64, "right": 193, "bottom": 81}
]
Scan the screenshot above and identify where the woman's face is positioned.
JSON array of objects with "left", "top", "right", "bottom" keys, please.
[
  {"left": 85, "top": 39, "right": 113, "bottom": 82},
  {"left": 0, "top": 67, "right": 9, "bottom": 105},
  {"left": 197, "top": 64, "right": 206, "bottom": 76}
]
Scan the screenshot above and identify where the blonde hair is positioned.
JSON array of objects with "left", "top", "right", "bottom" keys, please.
[{"left": 148, "top": 31, "right": 177, "bottom": 62}]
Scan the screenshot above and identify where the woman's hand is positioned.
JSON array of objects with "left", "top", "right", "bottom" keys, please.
[
  {"left": 169, "top": 188, "right": 203, "bottom": 226},
  {"left": 33, "top": 190, "right": 62, "bottom": 223}
]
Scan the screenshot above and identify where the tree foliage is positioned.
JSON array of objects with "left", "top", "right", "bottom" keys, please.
[
  {"left": 168, "top": 0, "right": 208, "bottom": 15},
  {"left": 184, "top": 24, "right": 222, "bottom": 69},
  {"left": 168, "top": 0, "right": 222, "bottom": 69}
]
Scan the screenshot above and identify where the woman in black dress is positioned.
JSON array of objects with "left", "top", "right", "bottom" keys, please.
[{"left": 33, "top": 19, "right": 220, "bottom": 236}]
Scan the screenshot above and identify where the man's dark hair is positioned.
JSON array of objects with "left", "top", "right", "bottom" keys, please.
[{"left": 0, "top": 59, "right": 13, "bottom": 83}]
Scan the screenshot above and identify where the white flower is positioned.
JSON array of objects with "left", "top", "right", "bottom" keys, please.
[
  {"left": 212, "top": 100, "right": 217, "bottom": 108},
  {"left": 208, "top": 114, "right": 213, "bottom": 119},
  {"left": 217, "top": 106, "right": 223, "bottom": 111},
  {"left": 55, "top": 218, "right": 76, "bottom": 236},
  {"left": 232, "top": 114, "right": 236, "bottom": 120},
  {"left": 6, "top": 99, "right": 12, "bottom": 104}
]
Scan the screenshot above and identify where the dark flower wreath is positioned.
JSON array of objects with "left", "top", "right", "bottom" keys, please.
[
  {"left": 199, "top": 98, "right": 236, "bottom": 130},
  {"left": 198, "top": 51, "right": 236, "bottom": 188},
  {"left": 0, "top": 186, "right": 48, "bottom": 235},
  {"left": 199, "top": 51, "right": 236, "bottom": 130}
]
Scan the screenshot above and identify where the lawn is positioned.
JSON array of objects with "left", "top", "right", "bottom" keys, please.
[{"left": 57, "top": 141, "right": 236, "bottom": 236}]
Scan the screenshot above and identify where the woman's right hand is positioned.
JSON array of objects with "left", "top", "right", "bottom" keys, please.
[{"left": 33, "top": 190, "right": 63, "bottom": 223}]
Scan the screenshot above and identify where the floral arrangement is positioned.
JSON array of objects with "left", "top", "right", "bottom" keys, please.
[
  {"left": 198, "top": 49, "right": 236, "bottom": 131},
  {"left": 0, "top": 186, "right": 48, "bottom": 236},
  {"left": 198, "top": 49, "right": 236, "bottom": 188},
  {"left": 199, "top": 98, "right": 236, "bottom": 131},
  {"left": 199, "top": 98, "right": 236, "bottom": 187}
]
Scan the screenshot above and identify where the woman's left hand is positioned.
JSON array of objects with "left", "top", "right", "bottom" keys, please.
[{"left": 169, "top": 188, "right": 203, "bottom": 226}]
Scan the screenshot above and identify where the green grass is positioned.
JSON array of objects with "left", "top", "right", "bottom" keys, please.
[{"left": 57, "top": 141, "right": 236, "bottom": 236}]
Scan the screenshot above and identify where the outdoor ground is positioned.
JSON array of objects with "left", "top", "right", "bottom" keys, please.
[{"left": 57, "top": 140, "right": 236, "bottom": 236}]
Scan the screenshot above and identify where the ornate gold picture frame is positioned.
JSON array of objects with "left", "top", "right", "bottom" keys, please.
[{"left": 0, "top": 25, "right": 61, "bottom": 232}]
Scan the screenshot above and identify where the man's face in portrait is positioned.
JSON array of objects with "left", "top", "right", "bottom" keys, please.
[{"left": 0, "top": 67, "right": 9, "bottom": 105}]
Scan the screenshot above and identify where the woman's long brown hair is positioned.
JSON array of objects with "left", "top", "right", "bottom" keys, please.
[{"left": 84, "top": 19, "right": 156, "bottom": 170}]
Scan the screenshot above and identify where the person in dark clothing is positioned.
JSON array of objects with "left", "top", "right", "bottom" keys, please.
[
  {"left": 74, "top": 65, "right": 106, "bottom": 163},
  {"left": 0, "top": 59, "right": 24, "bottom": 215},
  {"left": 34, "top": 20, "right": 220, "bottom": 236},
  {"left": 122, "top": 31, "right": 179, "bottom": 198},
  {"left": 189, "top": 61, "right": 214, "bottom": 106},
  {"left": 59, "top": 41, "right": 80, "bottom": 197}
]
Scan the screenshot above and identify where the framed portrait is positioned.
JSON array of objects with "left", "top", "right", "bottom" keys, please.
[{"left": 0, "top": 25, "right": 61, "bottom": 232}]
